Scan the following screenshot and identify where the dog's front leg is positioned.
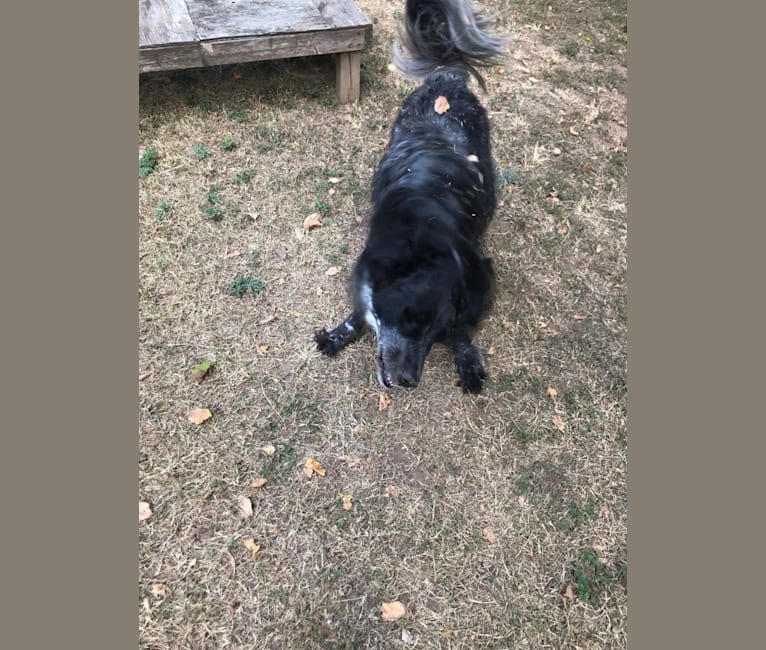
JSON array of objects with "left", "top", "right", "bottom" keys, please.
[
  {"left": 449, "top": 332, "right": 487, "bottom": 394},
  {"left": 314, "top": 313, "right": 366, "bottom": 357}
]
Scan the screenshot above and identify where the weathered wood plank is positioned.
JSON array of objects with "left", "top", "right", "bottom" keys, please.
[
  {"left": 198, "top": 28, "right": 369, "bottom": 67},
  {"left": 312, "top": 0, "right": 371, "bottom": 31},
  {"left": 186, "top": 0, "right": 329, "bottom": 40},
  {"left": 139, "top": 0, "right": 197, "bottom": 48},
  {"left": 140, "top": 43, "right": 205, "bottom": 73}
]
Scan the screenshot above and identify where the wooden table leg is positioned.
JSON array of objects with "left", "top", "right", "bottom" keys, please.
[{"left": 336, "top": 51, "right": 362, "bottom": 104}]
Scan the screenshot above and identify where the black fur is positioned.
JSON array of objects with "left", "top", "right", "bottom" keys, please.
[{"left": 314, "top": 0, "right": 506, "bottom": 394}]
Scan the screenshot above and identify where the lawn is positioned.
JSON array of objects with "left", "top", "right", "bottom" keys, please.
[{"left": 139, "top": 1, "right": 627, "bottom": 647}]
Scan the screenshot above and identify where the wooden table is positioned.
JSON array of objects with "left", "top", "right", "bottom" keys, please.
[{"left": 139, "top": 0, "right": 373, "bottom": 103}]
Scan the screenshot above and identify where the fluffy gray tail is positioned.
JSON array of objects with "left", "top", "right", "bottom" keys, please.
[{"left": 392, "top": 0, "right": 508, "bottom": 89}]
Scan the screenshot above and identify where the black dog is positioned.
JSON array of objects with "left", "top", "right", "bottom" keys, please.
[{"left": 315, "top": 0, "right": 507, "bottom": 394}]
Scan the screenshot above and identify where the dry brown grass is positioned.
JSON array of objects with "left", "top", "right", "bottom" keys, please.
[{"left": 139, "top": 1, "right": 627, "bottom": 647}]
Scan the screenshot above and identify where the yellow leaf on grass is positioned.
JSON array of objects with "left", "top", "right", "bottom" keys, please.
[
  {"left": 243, "top": 538, "right": 260, "bottom": 560},
  {"left": 381, "top": 600, "right": 407, "bottom": 621},
  {"left": 547, "top": 386, "right": 558, "bottom": 398},
  {"left": 434, "top": 95, "right": 449, "bottom": 115},
  {"left": 552, "top": 413, "right": 566, "bottom": 431},
  {"left": 378, "top": 392, "right": 392, "bottom": 411},
  {"left": 303, "top": 212, "right": 322, "bottom": 230},
  {"left": 482, "top": 527, "right": 497, "bottom": 544},
  {"left": 434, "top": 96, "right": 450, "bottom": 114},
  {"left": 188, "top": 408, "right": 212, "bottom": 424},
  {"left": 340, "top": 494, "right": 353, "bottom": 510},
  {"left": 237, "top": 495, "right": 254, "bottom": 518},
  {"left": 303, "top": 458, "right": 327, "bottom": 477},
  {"left": 251, "top": 477, "right": 268, "bottom": 488},
  {"left": 325, "top": 266, "right": 342, "bottom": 276},
  {"left": 139, "top": 501, "right": 152, "bottom": 522}
]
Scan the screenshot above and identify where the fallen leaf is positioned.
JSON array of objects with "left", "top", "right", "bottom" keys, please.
[
  {"left": 518, "top": 495, "right": 527, "bottom": 506},
  {"left": 138, "top": 372, "right": 151, "bottom": 382},
  {"left": 553, "top": 147, "right": 562, "bottom": 155},
  {"left": 224, "top": 250, "right": 242, "bottom": 258},
  {"left": 237, "top": 495, "right": 253, "bottom": 518},
  {"left": 316, "top": 286, "right": 324, "bottom": 296},
  {"left": 434, "top": 95, "right": 450, "bottom": 114},
  {"left": 381, "top": 600, "right": 407, "bottom": 621},
  {"left": 139, "top": 501, "right": 153, "bottom": 522},
  {"left": 251, "top": 478, "right": 268, "bottom": 488},
  {"left": 378, "top": 392, "right": 392, "bottom": 411},
  {"left": 385, "top": 485, "right": 400, "bottom": 498},
  {"left": 328, "top": 187, "right": 336, "bottom": 196},
  {"left": 557, "top": 223, "right": 569, "bottom": 235},
  {"left": 401, "top": 629, "right": 415, "bottom": 644},
  {"left": 547, "top": 386, "right": 558, "bottom": 398},
  {"left": 261, "top": 444, "right": 276, "bottom": 455},
  {"left": 569, "top": 126, "right": 580, "bottom": 136},
  {"left": 582, "top": 162, "right": 594, "bottom": 172},
  {"left": 552, "top": 413, "right": 566, "bottom": 431},
  {"left": 340, "top": 494, "right": 353, "bottom": 510},
  {"left": 482, "top": 527, "right": 497, "bottom": 544},
  {"left": 563, "top": 583, "right": 575, "bottom": 600},
  {"left": 466, "top": 154, "right": 479, "bottom": 163},
  {"left": 150, "top": 583, "right": 167, "bottom": 598},
  {"left": 188, "top": 408, "right": 212, "bottom": 425},
  {"left": 325, "top": 266, "right": 342, "bottom": 276},
  {"left": 328, "top": 177, "right": 341, "bottom": 184},
  {"left": 256, "top": 345, "right": 269, "bottom": 356},
  {"left": 573, "top": 314, "right": 588, "bottom": 321},
  {"left": 303, "top": 212, "right": 322, "bottom": 230},
  {"left": 243, "top": 538, "right": 260, "bottom": 560},
  {"left": 303, "top": 458, "right": 327, "bottom": 477},
  {"left": 191, "top": 360, "right": 212, "bottom": 382},
  {"left": 344, "top": 455, "right": 364, "bottom": 468}
]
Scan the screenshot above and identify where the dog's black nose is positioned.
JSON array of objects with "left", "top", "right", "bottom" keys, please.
[{"left": 398, "top": 372, "right": 418, "bottom": 388}]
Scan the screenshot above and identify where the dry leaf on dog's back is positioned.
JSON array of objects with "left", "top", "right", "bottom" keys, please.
[
  {"left": 237, "top": 495, "right": 254, "bottom": 518},
  {"left": 188, "top": 408, "right": 212, "bottom": 425},
  {"left": 303, "top": 458, "right": 327, "bottom": 477},
  {"left": 139, "top": 501, "right": 153, "bottom": 522},
  {"left": 466, "top": 154, "right": 479, "bottom": 162},
  {"left": 434, "top": 95, "right": 450, "bottom": 114},
  {"left": 378, "top": 392, "right": 392, "bottom": 411},
  {"left": 303, "top": 213, "right": 322, "bottom": 230},
  {"left": 251, "top": 477, "right": 268, "bottom": 488},
  {"left": 381, "top": 600, "right": 406, "bottom": 621}
]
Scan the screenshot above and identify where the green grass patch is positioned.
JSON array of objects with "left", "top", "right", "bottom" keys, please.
[
  {"left": 193, "top": 143, "right": 211, "bottom": 160},
  {"left": 227, "top": 276, "right": 264, "bottom": 298},
  {"left": 139, "top": 146, "right": 158, "bottom": 177}
]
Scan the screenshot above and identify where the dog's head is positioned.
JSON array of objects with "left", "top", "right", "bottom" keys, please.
[{"left": 355, "top": 244, "right": 460, "bottom": 389}]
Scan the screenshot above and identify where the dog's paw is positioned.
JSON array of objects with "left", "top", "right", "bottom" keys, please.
[
  {"left": 314, "top": 328, "right": 340, "bottom": 357},
  {"left": 455, "top": 347, "right": 486, "bottom": 394}
]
